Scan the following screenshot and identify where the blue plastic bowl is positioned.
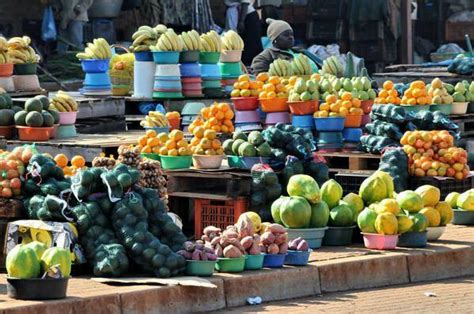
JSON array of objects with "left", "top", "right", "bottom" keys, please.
[
  {"left": 152, "top": 51, "right": 180, "bottom": 64},
  {"left": 398, "top": 231, "right": 428, "bottom": 248},
  {"left": 180, "top": 63, "right": 202, "bottom": 77},
  {"left": 292, "top": 114, "right": 314, "bottom": 129},
  {"left": 144, "top": 126, "right": 169, "bottom": 134},
  {"left": 81, "top": 59, "right": 110, "bottom": 73},
  {"left": 314, "top": 117, "right": 345, "bottom": 131},
  {"left": 284, "top": 250, "right": 311, "bottom": 266},
  {"left": 134, "top": 51, "right": 153, "bottom": 62},
  {"left": 318, "top": 132, "right": 343, "bottom": 144},
  {"left": 200, "top": 64, "right": 221, "bottom": 77},
  {"left": 263, "top": 253, "right": 287, "bottom": 268},
  {"left": 84, "top": 72, "right": 111, "bottom": 86},
  {"left": 153, "top": 80, "right": 182, "bottom": 90},
  {"left": 342, "top": 128, "right": 363, "bottom": 142}
]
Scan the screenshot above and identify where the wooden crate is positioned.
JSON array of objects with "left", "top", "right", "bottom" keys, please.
[
  {"left": 317, "top": 151, "right": 381, "bottom": 171},
  {"left": 445, "top": 22, "right": 474, "bottom": 42}
]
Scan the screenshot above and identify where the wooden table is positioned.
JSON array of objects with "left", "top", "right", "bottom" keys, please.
[{"left": 373, "top": 64, "right": 471, "bottom": 85}]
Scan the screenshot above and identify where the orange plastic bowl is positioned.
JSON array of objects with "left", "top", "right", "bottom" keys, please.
[
  {"left": 0, "top": 126, "right": 14, "bottom": 139},
  {"left": 232, "top": 97, "right": 259, "bottom": 111},
  {"left": 16, "top": 126, "right": 53, "bottom": 141},
  {"left": 0, "top": 64, "right": 13, "bottom": 77},
  {"left": 259, "top": 97, "right": 289, "bottom": 112},
  {"left": 168, "top": 117, "right": 181, "bottom": 130},
  {"left": 344, "top": 114, "right": 362, "bottom": 128},
  {"left": 288, "top": 100, "right": 319, "bottom": 115}
]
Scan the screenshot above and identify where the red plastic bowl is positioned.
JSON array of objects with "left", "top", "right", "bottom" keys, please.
[
  {"left": 0, "top": 64, "right": 13, "bottom": 77},
  {"left": 16, "top": 126, "right": 53, "bottom": 141},
  {"left": 232, "top": 97, "right": 259, "bottom": 111},
  {"left": 288, "top": 100, "right": 319, "bottom": 115}
]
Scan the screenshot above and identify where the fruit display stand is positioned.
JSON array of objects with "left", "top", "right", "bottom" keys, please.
[{"left": 317, "top": 151, "right": 382, "bottom": 172}]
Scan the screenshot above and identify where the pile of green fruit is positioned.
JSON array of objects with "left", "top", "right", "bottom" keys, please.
[
  {"left": 288, "top": 77, "right": 319, "bottom": 102},
  {"left": 0, "top": 93, "right": 22, "bottom": 126},
  {"left": 223, "top": 131, "right": 272, "bottom": 158},
  {"left": 14, "top": 95, "right": 60, "bottom": 128},
  {"left": 318, "top": 75, "right": 377, "bottom": 102},
  {"left": 444, "top": 80, "right": 474, "bottom": 103}
]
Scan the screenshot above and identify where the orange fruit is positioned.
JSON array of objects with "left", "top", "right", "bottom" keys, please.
[
  {"left": 352, "top": 99, "right": 361, "bottom": 108},
  {"left": 259, "top": 91, "right": 267, "bottom": 99},
  {"left": 249, "top": 81, "right": 258, "bottom": 89},
  {"left": 379, "top": 89, "right": 389, "bottom": 98},
  {"left": 209, "top": 117, "right": 218, "bottom": 126},
  {"left": 218, "top": 103, "right": 230, "bottom": 112},
  {"left": 388, "top": 89, "right": 398, "bottom": 97},
  {"left": 256, "top": 81, "right": 264, "bottom": 89},
  {"left": 211, "top": 139, "right": 221, "bottom": 149},
  {"left": 201, "top": 107, "right": 211, "bottom": 119},
  {"left": 205, "top": 149, "right": 216, "bottom": 156},
  {"left": 54, "top": 154, "right": 68, "bottom": 168},
  {"left": 138, "top": 135, "right": 148, "bottom": 146},
  {"left": 177, "top": 139, "right": 188, "bottom": 148},
  {"left": 233, "top": 82, "right": 240, "bottom": 89},
  {"left": 268, "top": 76, "right": 280, "bottom": 85},
  {"left": 342, "top": 100, "right": 352, "bottom": 109},
  {"left": 210, "top": 105, "right": 219, "bottom": 115},
  {"left": 325, "top": 94, "right": 337, "bottom": 104},
  {"left": 238, "top": 74, "right": 250, "bottom": 82},
  {"left": 141, "top": 145, "right": 152, "bottom": 154},
  {"left": 256, "top": 72, "right": 269, "bottom": 82},
  {"left": 71, "top": 155, "right": 85, "bottom": 168},
  {"left": 168, "top": 148, "right": 178, "bottom": 156},
  {"left": 223, "top": 119, "right": 233, "bottom": 127},
  {"left": 267, "top": 91, "right": 276, "bottom": 99},
  {"left": 215, "top": 110, "right": 225, "bottom": 120},
  {"left": 166, "top": 140, "right": 176, "bottom": 150},
  {"left": 158, "top": 132, "right": 168, "bottom": 143},
  {"left": 275, "top": 84, "right": 287, "bottom": 93},
  {"left": 383, "top": 80, "right": 394, "bottom": 90},
  {"left": 211, "top": 125, "right": 221, "bottom": 132},
  {"left": 411, "top": 80, "right": 425, "bottom": 89},
  {"left": 169, "top": 130, "right": 184, "bottom": 141},
  {"left": 146, "top": 129, "right": 157, "bottom": 138},
  {"left": 263, "top": 83, "right": 275, "bottom": 92},
  {"left": 159, "top": 147, "right": 168, "bottom": 155},
  {"left": 147, "top": 137, "right": 160, "bottom": 147},
  {"left": 341, "top": 92, "right": 352, "bottom": 101},
  {"left": 178, "top": 147, "right": 188, "bottom": 156},
  {"left": 204, "top": 129, "right": 217, "bottom": 140},
  {"left": 407, "top": 98, "right": 417, "bottom": 105},
  {"left": 221, "top": 125, "right": 229, "bottom": 133},
  {"left": 152, "top": 146, "right": 161, "bottom": 154},
  {"left": 224, "top": 110, "right": 234, "bottom": 120},
  {"left": 193, "top": 126, "right": 205, "bottom": 138},
  {"left": 200, "top": 138, "right": 211, "bottom": 149},
  {"left": 239, "top": 81, "right": 250, "bottom": 90},
  {"left": 190, "top": 137, "right": 200, "bottom": 146}
]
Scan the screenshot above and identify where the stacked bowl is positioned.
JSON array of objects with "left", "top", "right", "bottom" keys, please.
[
  {"left": 233, "top": 97, "right": 262, "bottom": 132},
  {"left": 289, "top": 100, "right": 318, "bottom": 132},
  {"left": 219, "top": 51, "right": 242, "bottom": 96},
  {"left": 81, "top": 59, "right": 111, "bottom": 96},
  {"left": 153, "top": 64, "right": 183, "bottom": 99},
  {"left": 0, "top": 61, "right": 14, "bottom": 92},
  {"left": 201, "top": 64, "right": 223, "bottom": 98},
  {"left": 314, "top": 117, "right": 345, "bottom": 152},
  {"left": 181, "top": 63, "right": 203, "bottom": 98}
]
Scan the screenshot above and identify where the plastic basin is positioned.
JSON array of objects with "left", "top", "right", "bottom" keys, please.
[
  {"left": 0, "top": 63, "right": 13, "bottom": 77},
  {"left": 201, "top": 80, "right": 222, "bottom": 89},
  {"left": 344, "top": 114, "right": 362, "bottom": 128},
  {"left": 314, "top": 117, "right": 345, "bottom": 131},
  {"left": 284, "top": 250, "right": 311, "bottom": 266},
  {"left": 168, "top": 117, "right": 180, "bottom": 130},
  {"left": 232, "top": 97, "right": 259, "bottom": 111},
  {"left": 185, "top": 260, "right": 216, "bottom": 277},
  {"left": 287, "top": 227, "right": 328, "bottom": 249},
  {"left": 144, "top": 126, "right": 169, "bottom": 134},
  {"left": 451, "top": 102, "right": 468, "bottom": 115},
  {"left": 160, "top": 155, "right": 192, "bottom": 170},
  {"left": 452, "top": 209, "right": 474, "bottom": 225},
  {"left": 322, "top": 226, "right": 355, "bottom": 246},
  {"left": 141, "top": 153, "right": 161, "bottom": 161},
  {"left": 427, "top": 226, "right": 446, "bottom": 241},
  {"left": 180, "top": 63, "right": 201, "bottom": 77},
  {"left": 154, "top": 80, "right": 182, "bottom": 90},
  {"left": 7, "top": 277, "right": 68, "bottom": 300},
  {"left": 215, "top": 257, "right": 245, "bottom": 273},
  {"left": 14, "top": 63, "right": 37, "bottom": 75},
  {"left": 55, "top": 125, "right": 77, "bottom": 139},
  {"left": 152, "top": 51, "right": 180, "bottom": 64},
  {"left": 263, "top": 253, "right": 286, "bottom": 268},
  {"left": 288, "top": 100, "right": 318, "bottom": 115},
  {"left": 227, "top": 155, "right": 270, "bottom": 170},
  {"left": 0, "top": 126, "right": 14, "bottom": 139},
  {"left": 134, "top": 51, "right": 153, "bottom": 62},
  {"left": 220, "top": 50, "right": 243, "bottom": 63},
  {"left": 235, "top": 122, "right": 262, "bottom": 132},
  {"left": 244, "top": 253, "right": 264, "bottom": 270},
  {"left": 59, "top": 111, "right": 77, "bottom": 125},
  {"left": 182, "top": 102, "right": 205, "bottom": 115},
  {"left": 342, "top": 128, "right": 363, "bottom": 142},
  {"left": 318, "top": 132, "right": 343, "bottom": 144},
  {"left": 259, "top": 98, "right": 288, "bottom": 112},
  {"left": 361, "top": 99, "right": 374, "bottom": 114},
  {"left": 81, "top": 59, "right": 110, "bottom": 73},
  {"left": 179, "top": 50, "right": 200, "bottom": 63},
  {"left": 430, "top": 104, "right": 452, "bottom": 115},
  {"left": 265, "top": 112, "right": 290, "bottom": 124},
  {"left": 292, "top": 114, "right": 314, "bottom": 129},
  {"left": 200, "top": 63, "right": 221, "bottom": 77},
  {"left": 192, "top": 154, "right": 223, "bottom": 169},
  {"left": 362, "top": 233, "right": 398, "bottom": 250},
  {"left": 361, "top": 114, "right": 371, "bottom": 126},
  {"left": 235, "top": 110, "right": 260, "bottom": 123},
  {"left": 153, "top": 91, "right": 183, "bottom": 99},
  {"left": 199, "top": 52, "right": 221, "bottom": 64},
  {"left": 155, "top": 64, "right": 181, "bottom": 77},
  {"left": 400, "top": 105, "right": 430, "bottom": 113},
  {"left": 218, "top": 61, "right": 242, "bottom": 76},
  {"left": 16, "top": 126, "right": 52, "bottom": 141},
  {"left": 398, "top": 231, "right": 428, "bottom": 248}
]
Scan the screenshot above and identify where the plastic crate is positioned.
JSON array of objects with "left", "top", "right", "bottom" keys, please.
[
  {"left": 349, "top": 21, "right": 385, "bottom": 42},
  {"left": 307, "top": 19, "right": 346, "bottom": 41},
  {"left": 310, "top": 0, "right": 346, "bottom": 18},
  {"left": 408, "top": 176, "right": 474, "bottom": 199},
  {"left": 334, "top": 172, "right": 372, "bottom": 195},
  {"left": 194, "top": 198, "right": 248, "bottom": 240}
]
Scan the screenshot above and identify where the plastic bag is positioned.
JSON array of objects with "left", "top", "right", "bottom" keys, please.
[{"left": 41, "top": 6, "right": 57, "bottom": 41}]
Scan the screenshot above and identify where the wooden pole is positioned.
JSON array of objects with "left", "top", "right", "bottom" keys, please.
[{"left": 401, "top": 0, "right": 413, "bottom": 64}]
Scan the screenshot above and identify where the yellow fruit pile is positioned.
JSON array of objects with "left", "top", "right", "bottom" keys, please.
[
  {"left": 401, "top": 80, "right": 432, "bottom": 105},
  {"left": 157, "top": 130, "right": 192, "bottom": 156},
  {"left": 189, "top": 128, "right": 224, "bottom": 155},
  {"left": 258, "top": 74, "right": 289, "bottom": 99},
  {"left": 314, "top": 92, "right": 363, "bottom": 118},
  {"left": 231, "top": 74, "right": 262, "bottom": 98},
  {"left": 188, "top": 103, "right": 234, "bottom": 134},
  {"left": 375, "top": 80, "right": 401, "bottom": 105},
  {"left": 137, "top": 129, "right": 163, "bottom": 154}
]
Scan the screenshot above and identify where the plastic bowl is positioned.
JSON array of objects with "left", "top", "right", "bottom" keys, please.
[
  {"left": 0, "top": 126, "right": 14, "bottom": 139},
  {"left": 215, "top": 256, "right": 245, "bottom": 273},
  {"left": 227, "top": 155, "right": 271, "bottom": 170},
  {"left": 81, "top": 59, "right": 110, "bottom": 73},
  {"left": 235, "top": 110, "right": 260, "bottom": 123},
  {"left": 59, "top": 111, "right": 77, "bottom": 125},
  {"left": 220, "top": 50, "right": 243, "bottom": 63},
  {"left": 344, "top": 114, "right": 362, "bottom": 128},
  {"left": 144, "top": 126, "right": 170, "bottom": 134},
  {"left": 182, "top": 103, "right": 206, "bottom": 115},
  {"left": 314, "top": 117, "right": 345, "bottom": 131},
  {"left": 13, "top": 74, "right": 40, "bottom": 91},
  {"left": 141, "top": 153, "right": 161, "bottom": 161},
  {"left": 56, "top": 125, "right": 77, "bottom": 139},
  {"left": 400, "top": 105, "right": 430, "bottom": 113},
  {"left": 153, "top": 91, "right": 183, "bottom": 99},
  {"left": 7, "top": 277, "right": 68, "bottom": 300},
  {"left": 287, "top": 227, "right": 328, "bottom": 249},
  {"left": 362, "top": 233, "right": 399, "bottom": 250},
  {"left": 16, "top": 126, "right": 53, "bottom": 141},
  {"left": 288, "top": 100, "right": 318, "bottom": 115},
  {"left": 361, "top": 114, "right": 371, "bottom": 126},
  {"left": 263, "top": 253, "right": 286, "bottom": 268},
  {"left": 201, "top": 80, "right": 222, "bottom": 89},
  {"left": 232, "top": 97, "right": 259, "bottom": 111},
  {"left": 218, "top": 62, "right": 242, "bottom": 76},
  {"left": 318, "top": 132, "right": 343, "bottom": 144},
  {"left": 284, "top": 250, "right": 311, "bottom": 266},
  {"left": 192, "top": 154, "right": 224, "bottom": 169},
  {"left": 179, "top": 50, "right": 200, "bottom": 63},
  {"left": 154, "top": 80, "right": 182, "bottom": 90},
  {"left": 14, "top": 63, "right": 38, "bottom": 75},
  {"left": 398, "top": 231, "right": 428, "bottom": 248},
  {"left": 0, "top": 76, "right": 14, "bottom": 92},
  {"left": 185, "top": 260, "right": 216, "bottom": 277},
  {"left": 292, "top": 114, "right": 315, "bottom": 129},
  {"left": 452, "top": 209, "right": 474, "bottom": 225},
  {"left": 342, "top": 128, "right": 363, "bottom": 142},
  {"left": 199, "top": 52, "right": 221, "bottom": 64},
  {"left": 427, "top": 226, "right": 446, "bottom": 241},
  {"left": 322, "top": 226, "right": 356, "bottom": 246},
  {"left": 180, "top": 63, "right": 201, "bottom": 77},
  {"left": 430, "top": 104, "right": 452, "bottom": 115},
  {"left": 152, "top": 51, "right": 180, "bottom": 64},
  {"left": 235, "top": 122, "right": 262, "bottom": 132},
  {"left": 134, "top": 51, "right": 153, "bottom": 62},
  {"left": 84, "top": 72, "right": 111, "bottom": 86},
  {"left": 265, "top": 112, "right": 291, "bottom": 124},
  {"left": 181, "top": 76, "right": 202, "bottom": 83},
  {"left": 0, "top": 63, "right": 13, "bottom": 77},
  {"left": 155, "top": 64, "right": 181, "bottom": 77},
  {"left": 451, "top": 102, "right": 468, "bottom": 115},
  {"left": 361, "top": 99, "right": 374, "bottom": 114},
  {"left": 160, "top": 155, "right": 192, "bottom": 170},
  {"left": 244, "top": 253, "right": 264, "bottom": 270},
  {"left": 49, "top": 124, "right": 59, "bottom": 139},
  {"left": 259, "top": 98, "right": 289, "bottom": 112},
  {"left": 200, "top": 63, "right": 221, "bottom": 77}
]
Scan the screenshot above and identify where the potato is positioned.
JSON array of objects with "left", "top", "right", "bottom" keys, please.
[
  {"left": 223, "top": 245, "right": 243, "bottom": 258},
  {"left": 259, "top": 245, "right": 267, "bottom": 254},
  {"left": 253, "top": 234, "right": 261, "bottom": 244},
  {"left": 183, "top": 241, "right": 195, "bottom": 252},
  {"left": 274, "top": 233, "right": 288, "bottom": 245},
  {"left": 223, "top": 229, "right": 239, "bottom": 239},
  {"left": 200, "top": 250, "right": 208, "bottom": 260},
  {"left": 201, "top": 235, "right": 211, "bottom": 243},
  {"left": 228, "top": 238, "right": 246, "bottom": 253},
  {"left": 240, "top": 236, "right": 254, "bottom": 250},
  {"left": 279, "top": 242, "right": 288, "bottom": 254},
  {"left": 215, "top": 244, "right": 224, "bottom": 257},
  {"left": 204, "top": 226, "right": 221, "bottom": 238},
  {"left": 269, "top": 223, "right": 286, "bottom": 234},
  {"left": 194, "top": 243, "right": 205, "bottom": 251},
  {"left": 219, "top": 236, "right": 231, "bottom": 247},
  {"left": 177, "top": 250, "right": 192, "bottom": 259},
  {"left": 248, "top": 242, "right": 261, "bottom": 255},
  {"left": 288, "top": 237, "right": 303, "bottom": 250},
  {"left": 261, "top": 232, "right": 276, "bottom": 245},
  {"left": 192, "top": 250, "right": 201, "bottom": 260},
  {"left": 210, "top": 236, "right": 221, "bottom": 247},
  {"left": 203, "top": 246, "right": 215, "bottom": 254},
  {"left": 235, "top": 214, "right": 254, "bottom": 238},
  {"left": 296, "top": 240, "right": 309, "bottom": 251},
  {"left": 267, "top": 243, "right": 280, "bottom": 255},
  {"left": 206, "top": 253, "right": 218, "bottom": 261}
]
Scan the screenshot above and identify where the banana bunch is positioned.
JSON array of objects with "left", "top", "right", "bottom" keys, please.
[
  {"left": 130, "top": 25, "right": 158, "bottom": 52},
  {"left": 50, "top": 90, "right": 78, "bottom": 112},
  {"left": 179, "top": 30, "right": 201, "bottom": 51},
  {"left": 7, "top": 36, "right": 40, "bottom": 64},
  {"left": 140, "top": 111, "right": 169, "bottom": 128},
  {"left": 268, "top": 59, "right": 293, "bottom": 77},
  {"left": 291, "top": 54, "right": 313, "bottom": 75},
  {"left": 200, "top": 30, "right": 222, "bottom": 52},
  {"left": 76, "top": 38, "right": 112, "bottom": 60},
  {"left": 150, "top": 29, "right": 183, "bottom": 52},
  {"left": 222, "top": 30, "right": 244, "bottom": 51},
  {"left": 0, "top": 37, "right": 9, "bottom": 64},
  {"left": 320, "top": 56, "right": 344, "bottom": 77}
]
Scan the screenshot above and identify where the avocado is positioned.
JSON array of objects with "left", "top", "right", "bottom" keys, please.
[
  {"left": 41, "top": 110, "right": 54, "bottom": 127},
  {"left": 248, "top": 131, "right": 264, "bottom": 146},
  {"left": 0, "top": 109, "right": 14, "bottom": 126},
  {"left": 48, "top": 109, "right": 60, "bottom": 124},
  {"left": 232, "top": 131, "right": 248, "bottom": 141},
  {"left": 231, "top": 139, "right": 246, "bottom": 155},
  {"left": 222, "top": 139, "right": 234, "bottom": 155},
  {"left": 238, "top": 142, "right": 256, "bottom": 157},
  {"left": 35, "top": 95, "right": 50, "bottom": 110}
]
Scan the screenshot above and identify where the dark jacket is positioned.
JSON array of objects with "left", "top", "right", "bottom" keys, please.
[{"left": 251, "top": 47, "right": 293, "bottom": 75}]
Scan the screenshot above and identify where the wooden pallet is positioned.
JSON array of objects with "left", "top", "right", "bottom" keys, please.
[
  {"left": 450, "top": 114, "right": 474, "bottom": 139},
  {"left": 76, "top": 117, "right": 127, "bottom": 134},
  {"left": 317, "top": 151, "right": 382, "bottom": 171}
]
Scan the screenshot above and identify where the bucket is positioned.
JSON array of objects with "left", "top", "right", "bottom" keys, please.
[
  {"left": 180, "top": 63, "right": 201, "bottom": 77},
  {"left": 218, "top": 62, "right": 242, "bottom": 77},
  {"left": 179, "top": 50, "right": 200, "bottom": 63},
  {"left": 362, "top": 233, "right": 398, "bottom": 250},
  {"left": 263, "top": 253, "right": 286, "bottom": 268},
  {"left": 152, "top": 51, "right": 180, "bottom": 64},
  {"left": 361, "top": 99, "right": 374, "bottom": 114},
  {"left": 244, "top": 253, "right": 264, "bottom": 270},
  {"left": 13, "top": 75, "right": 41, "bottom": 91},
  {"left": 133, "top": 61, "right": 155, "bottom": 98},
  {"left": 160, "top": 155, "right": 192, "bottom": 169},
  {"left": 284, "top": 250, "right": 311, "bottom": 266},
  {"left": 287, "top": 227, "right": 328, "bottom": 249},
  {"left": 84, "top": 72, "right": 111, "bottom": 86},
  {"left": 220, "top": 50, "right": 243, "bottom": 63},
  {"left": 215, "top": 257, "right": 245, "bottom": 273},
  {"left": 265, "top": 112, "right": 291, "bottom": 124},
  {"left": 322, "top": 226, "right": 355, "bottom": 246},
  {"left": 397, "top": 231, "right": 428, "bottom": 248},
  {"left": 56, "top": 125, "right": 77, "bottom": 139},
  {"left": 185, "top": 260, "right": 216, "bottom": 277}
]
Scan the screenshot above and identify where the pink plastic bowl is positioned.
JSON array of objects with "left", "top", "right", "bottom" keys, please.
[
  {"left": 265, "top": 112, "right": 291, "bottom": 124},
  {"left": 235, "top": 110, "right": 260, "bottom": 123},
  {"left": 59, "top": 111, "right": 77, "bottom": 125},
  {"left": 362, "top": 233, "right": 399, "bottom": 250}
]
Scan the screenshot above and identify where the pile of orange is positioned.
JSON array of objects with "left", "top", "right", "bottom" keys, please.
[
  {"left": 188, "top": 103, "right": 234, "bottom": 134},
  {"left": 54, "top": 154, "right": 86, "bottom": 177},
  {"left": 401, "top": 80, "right": 432, "bottom": 105},
  {"left": 257, "top": 73, "right": 288, "bottom": 99},
  {"left": 401, "top": 130, "right": 469, "bottom": 180},
  {"left": 137, "top": 129, "right": 164, "bottom": 154},
  {"left": 230, "top": 74, "right": 262, "bottom": 98},
  {"left": 314, "top": 92, "right": 362, "bottom": 118},
  {"left": 153, "top": 130, "right": 192, "bottom": 156},
  {"left": 375, "top": 80, "right": 401, "bottom": 105},
  {"left": 189, "top": 128, "right": 223, "bottom": 155}
]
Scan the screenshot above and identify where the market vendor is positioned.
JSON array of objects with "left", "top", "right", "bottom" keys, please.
[{"left": 251, "top": 18, "right": 321, "bottom": 75}]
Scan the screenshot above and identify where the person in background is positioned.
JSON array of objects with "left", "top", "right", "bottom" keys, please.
[
  {"left": 225, "top": 0, "right": 263, "bottom": 65},
  {"left": 251, "top": 18, "right": 321, "bottom": 75},
  {"left": 255, "top": 0, "right": 282, "bottom": 33},
  {"left": 41, "top": 0, "right": 94, "bottom": 54}
]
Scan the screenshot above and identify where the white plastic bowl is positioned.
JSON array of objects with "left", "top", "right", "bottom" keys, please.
[
  {"left": 154, "top": 64, "right": 181, "bottom": 77},
  {"left": 220, "top": 50, "right": 243, "bottom": 63},
  {"left": 427, "top": 226, "right": 446, "bottom": 241},
  {"left": 192, "top": 154, "right": 223, "bottom": 169},
  {"left": 451, "top": 102, "right": 468, "bottom": 115}
]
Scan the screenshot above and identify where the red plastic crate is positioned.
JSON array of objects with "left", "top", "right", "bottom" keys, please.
[{"left": 194, "top": 198, "right": 248, "bottom": 240}]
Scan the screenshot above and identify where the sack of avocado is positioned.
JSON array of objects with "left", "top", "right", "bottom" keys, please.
[
  {"left": 359, "top": 135, "right": 400, "bottom": 154},
  {"left": 262, "top": 124, "right": 315, "bottom": 162},
  {"left": 281, "top": 156, "right": 305, "bottom": 192},
  {"left": 370, "top": 104, "right": 410, "bottom": 125},
  {"left": 250, "top": 163, "right": 282, "bottom": 210},
  {"left": 378, "top": 147, "right": 409, "bottom": 192},
  {"left": 365, "top": 120, "right": 404, "bottom": 141},
  {"left": 304, "top": 160, "right": 329, "bottom": 187}
]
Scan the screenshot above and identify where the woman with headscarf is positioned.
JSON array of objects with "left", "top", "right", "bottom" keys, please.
[{"left": 251, "top": 18, "right": 321, "bottom": 75}]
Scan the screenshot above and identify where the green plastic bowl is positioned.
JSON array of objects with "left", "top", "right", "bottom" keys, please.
[
  {"left": 322, "top": 226, "right": 356, "bottom": 246},
  {"left": 141, "top": 153, "right": 161, "bottom": 162},
  {"left": 14, "top": 63, "right": 37, "bottom": 75},
  {"left": 400, "top": 105, "right": 430, "bottom": 113},
  {"left": 219, "top": 62, "right": 242, "bottom": 77},
  {"left": 430, "top": 104, "right": 452, "bottom": 115},
  {"left": 199, "top": 52, "right": 221, "bottom": 64},
  {"left": 287, "top": 227, "right": 328, "bottom": 249},
  {"left": 244, "top": 254, "right": 264, "bottom": 270},
  {"left": 55, "top": 125, "right": 77, "bottom": 139},
  {"left": 153, "top": 91, "right": 183, "bottom": 99},
  {"left": 185, "top": 260, "right": 216, "bottom": 277},
  {"left": 215, "top": 256, "right": 245, "bottom": 273},
  {"left": 160, "top": 155, "right": 192, "bottom": 170},
  {"left": 452, "top": 209, "right": 474, "bottom": 225}
]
